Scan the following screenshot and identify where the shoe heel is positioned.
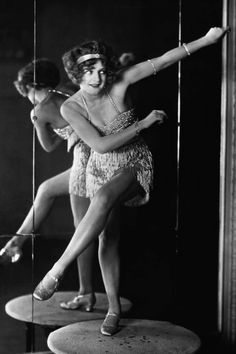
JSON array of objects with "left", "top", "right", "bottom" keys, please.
[
  {"left": 80, "top": 293, "right": 96, "bottom": 312},
  {"left": 0, "top": 246, "right": 22, "bottom": 264},
  {"left": 60, "top": 292, "right": 96, "bottom": 311},
  {"left": 85, "top": 304, "right": 93, "bottom": 312}
]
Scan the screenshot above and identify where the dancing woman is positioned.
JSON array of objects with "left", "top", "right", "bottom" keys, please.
[
  {"left": 0, "top": 53, "right": 145, "bottom": 311},
  {"left": 33, "top": 27, "right": 229, "bottom": 335}
]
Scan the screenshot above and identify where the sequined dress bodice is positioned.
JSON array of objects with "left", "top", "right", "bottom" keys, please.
[{"left": 96, "top": 108, "right": 136, "bottom": 137}]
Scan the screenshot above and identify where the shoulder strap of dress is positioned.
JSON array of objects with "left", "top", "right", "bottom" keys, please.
[
  {"left": 106, "top": 91, "right": 121, "bottom": 114},
  {"left": 80, "top": 92, "right": 91, "bottom": 122},
  {"left": 48, "top": 89, "right": 71, "bottom": 98}
]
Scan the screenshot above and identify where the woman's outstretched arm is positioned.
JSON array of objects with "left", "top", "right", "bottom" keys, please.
[{"left": 119, "top": 27, "right": 230, "bottom": 86}]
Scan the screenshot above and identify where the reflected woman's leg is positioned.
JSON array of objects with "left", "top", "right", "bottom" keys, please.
[{"left": 0, "top": 169, "right": 71, "bottom": 262}]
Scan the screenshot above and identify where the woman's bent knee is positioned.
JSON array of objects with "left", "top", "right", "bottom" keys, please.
[
  {"left": 91, "top": 186, "right": 115, "bottom": 211},
  {"left": 37, "top": 180, "right": 54, "bottom": 199}
]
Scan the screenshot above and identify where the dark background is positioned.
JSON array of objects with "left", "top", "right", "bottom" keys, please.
[{"left": 0, "top": 0, "right": 223, "bottom": 353}]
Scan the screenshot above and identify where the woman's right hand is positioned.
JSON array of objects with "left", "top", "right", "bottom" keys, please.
[{"left": 141, "top": 110, "right": 167, "bottom": 130}]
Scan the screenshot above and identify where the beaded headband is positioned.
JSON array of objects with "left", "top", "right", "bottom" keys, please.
[{"left": 76, "top": 53, "right": 105, "bottom": 65}]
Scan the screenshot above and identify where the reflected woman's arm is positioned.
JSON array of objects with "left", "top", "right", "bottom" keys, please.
[{"left": 30, "top": 109, "right": 63, "bottom": 152}]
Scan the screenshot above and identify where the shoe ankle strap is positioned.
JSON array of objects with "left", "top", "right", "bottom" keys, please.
[
  {"left": 107, "top": 312, "right": 120, "bottom": 318},
  {"left": 75, "top": 292, "right": 93, "bottom": 300}
]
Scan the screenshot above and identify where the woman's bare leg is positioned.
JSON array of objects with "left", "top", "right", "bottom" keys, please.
[
  {"left": 70, "top": 195, "right": 95, "bottom": 295},
  {"left": 2, "top": 169, "right": 71, "bottom": 252},
  {"left": 98, "top": 207, "right": 121, "bottom": 315},
  {"left": 40, "top": 171, "right": 141, "bottom": 283}
]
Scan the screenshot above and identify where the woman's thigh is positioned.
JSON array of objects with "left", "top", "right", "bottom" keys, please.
[
  {"left": 40, "top": 168, "right": 71, "bottom": 197},
  {"left": 96, "top": 169, "right": 143, "bottom": 208}
]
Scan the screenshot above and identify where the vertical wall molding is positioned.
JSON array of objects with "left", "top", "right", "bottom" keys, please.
[{"left": 219, "top": 0, "right": 236, "bottom": 348}]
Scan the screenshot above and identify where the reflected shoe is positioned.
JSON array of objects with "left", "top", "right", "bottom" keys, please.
[
  {"left": 0, "top": 245, "right": 22, "bottom": 264},
  {"left": 100, "top": 313, "right": 120, "bottom": 336},
  {"left": 60, "top": 292, "right": 96, "bottom": 311},
  {"left": 33, "top": 272, "right": 61, "bottom": 301}
]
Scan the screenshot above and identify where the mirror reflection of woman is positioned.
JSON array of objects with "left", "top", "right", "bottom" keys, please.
[
  {"left": 33, "top": 27, "right": 229, "bottom": 336},
  {"left": 0, "top": 59, "right": 97, "bottom": 312}
]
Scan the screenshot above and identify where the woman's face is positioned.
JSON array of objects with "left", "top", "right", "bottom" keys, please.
[{"left": 79, "top": 60, "right": 107, "bottom": 94}]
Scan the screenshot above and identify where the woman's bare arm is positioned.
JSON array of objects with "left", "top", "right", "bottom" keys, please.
[
  {"left": 61, "top": 101, "right": 163, "bottom": 154},
  {"left": 119, "top": 27, "right": 229, "bottom": 86},
  {"left": 30, "top": 110, "right": 62, "bottom": 152}
]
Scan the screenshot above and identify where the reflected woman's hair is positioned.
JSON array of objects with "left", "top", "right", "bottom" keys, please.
[{"left": 14, "top": 58, "right": 60, "bottom": 97}]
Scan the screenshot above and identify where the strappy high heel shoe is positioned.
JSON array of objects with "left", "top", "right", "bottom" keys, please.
[
  {"left": 33, "top": 272, "right": 61, "bottom": 301},
  {"left": 60, "top": 292, "right": 96, "bottom": 311},
  {"left": 100, "top": 312, "right": 120, "bottom": 336},
  {"left": 0, "top": 245, "right": 22, "bottom": 264}
]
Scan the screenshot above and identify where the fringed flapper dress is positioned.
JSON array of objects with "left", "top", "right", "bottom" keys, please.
[{"left": 82, "top": 93, "right": 153, "bottom": 206}]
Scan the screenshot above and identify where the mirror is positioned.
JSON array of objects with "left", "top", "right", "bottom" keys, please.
[{"left": 0, "top": 0, "right": 225, "bottom": 352}]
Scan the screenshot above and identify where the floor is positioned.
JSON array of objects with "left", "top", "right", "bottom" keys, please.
[{"left": 0, "top": 229, "right": 230, "bottom": 354}]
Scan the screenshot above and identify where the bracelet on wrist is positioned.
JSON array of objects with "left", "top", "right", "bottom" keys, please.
[
  {"left": 135, "top": 120, "right": 140, "bottom": 136},
  {"left": 147, "top": 59, "right": 157, "bottom": 76},
  {"left": 182, "top": 43, "right": 191, "bottom": 56}
]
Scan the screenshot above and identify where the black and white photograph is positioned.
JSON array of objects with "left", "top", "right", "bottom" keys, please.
[{"left": 0, "top": 1, "right": 235, "bottom": 353}]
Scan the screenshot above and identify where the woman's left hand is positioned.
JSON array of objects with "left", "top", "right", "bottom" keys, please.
[
  {"left": 142, "top": 109, "right": 167, "bottom": 130},
  {"left": 204, "top": 26, "right": 230, "bottom": 44}
]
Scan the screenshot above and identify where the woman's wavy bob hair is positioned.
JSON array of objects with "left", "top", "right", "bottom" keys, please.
[{"left": 62, "top": 40, "right": 120, "bottom": 86}]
